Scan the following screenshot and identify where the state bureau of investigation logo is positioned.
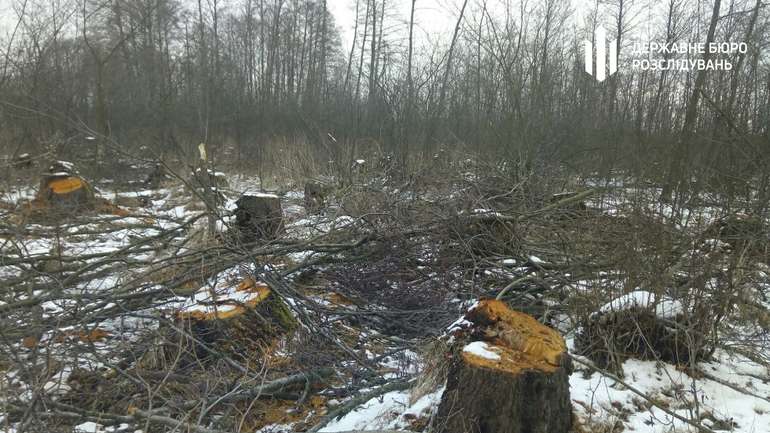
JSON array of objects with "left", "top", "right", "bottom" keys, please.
[{"left": 584, "top": 26, "right": 618, "bottom": 82}]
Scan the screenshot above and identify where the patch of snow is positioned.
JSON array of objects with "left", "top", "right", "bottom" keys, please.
[
  {"left": 595, "top": 289, "right": 683, "bottom": 319},
  {"left": 284, "top": 190, "right": 304, "bottom": 200},
  {"left": 320, "top": 390, "right": 408, "bottom": 432},
  {"left": 463, "top": 341, "right": 501, "bottom": 360},
  {"left": 243, "top": 191, "right": 279, "bottom": 199},
  {"left": 570, "top": 349, "right": 770, "bottom": 433},
  {"left": 320, "top": 386, "right": 444, "bottom": 432},
  {"left": 286, "top": 250, "right": 316, "bottom": 263},
  {"left": 74, "top": 422, "right": 104, "bottom": 432},
  {"left": 446, "top": 317, "right": 472, "bottom": 333},
  {"left": 56, "top": 160, "right": 75, "bottom": 169},
  {"left": 471, "top": 208, "right": 503, "bottom": 217}
]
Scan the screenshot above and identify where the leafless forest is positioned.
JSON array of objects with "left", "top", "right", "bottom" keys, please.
[{"left": 0, "top": 0, "right": 769, "bottom": 432}]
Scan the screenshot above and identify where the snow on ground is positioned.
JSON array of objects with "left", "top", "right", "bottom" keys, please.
[
  {"left": 3, "top": 172, "right": 769, "bottom": 433},
  {"left": 314, "top": 345, "right": 769, "bottom": 433},
  {"left": 570, "top": 349, "right": 770, "bottom": 433},
  {"left": 595, "top": 289, "right": 684, "bottom": 319},
  {"left": 319, "top": 387, "right": 444, "bottom": 432}
]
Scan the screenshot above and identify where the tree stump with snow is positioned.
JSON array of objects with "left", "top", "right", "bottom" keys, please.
[
  {"left": 141, "top": 278, "right": 295, "bottom": 370},
  {"left": 25, "top": 161, "right": 128, "bottom": 218},
  {"left": 234, "top": 193, "right": 284, "bottom": 242},
  {"left": 549, "top": 191, "right": 589, "bottom": 219},
  {"left": 435, "top": 300, "right": 571, "bottom": 433},
  {"left": 32, "top": 162, "right": 95, "bottom": 212},
  {"left": 462, "top": 211, "right": 518, "bottom": 255}
]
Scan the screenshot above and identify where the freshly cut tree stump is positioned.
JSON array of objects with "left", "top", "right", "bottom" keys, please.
[
  {"left": 32, "top": 162, "right": 95, "bottom": 211},
  {"left": 142, "top": 278, "right": 296, "bottom": 370},
  {"left": 38, "top": 174, "right": 94, "bottom": 208},
  {"left": 234, "top": 193, "right": 284, "bottom": 242},
  {"left": 26, "top": 161, "right": 128, "bottom": 217},
  {"left": 435, "top": 300, "right": 571, "bottom": 433}
]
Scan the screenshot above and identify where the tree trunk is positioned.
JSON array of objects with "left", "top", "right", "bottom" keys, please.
[
  {"left": 661, "top": 0, "right": 721, "bottom": 202},
  {"left": 425, "top": 0, "right": 469, "bottom": 152},
  {"left": 401, "top": 0, "right": 416, "bottom": 168}
]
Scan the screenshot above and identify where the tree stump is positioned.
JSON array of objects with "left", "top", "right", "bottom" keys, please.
[
  {"left": 435, "top": 300, "right": 571, "bottom": 433},
  {"left": 33, "top": 161, "right": 90, "bottom": 208},
  {"left": 38, "top": 174, "right": 94, "bottom": 209},
  {"left": 24, "top": 161, "right": 127, "bottom": 218},
  {"left": 234, "top": 193, "right": 284, "bottom": 242},
  {"left": 462, "top": 212, "right": 518, "bottom": 255},
  {"left": 141, "top": 278, "right": 295, "bottom": 370},
  {"left": 304, "top": 181, "right": 326, "bottom": 213},
  {"left": 145, "top": 163, "right": 169, "bottom": 189}
]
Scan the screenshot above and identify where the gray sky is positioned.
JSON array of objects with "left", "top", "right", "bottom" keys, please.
[
  {"left": 0, "top": 0, "right": 682, "bottom": 56},
  {"left": 0, "top": 0, "right": 458, "bottom": 44},
  {"left": 329, "top": 0, "right": 458, "bottom": 45}
]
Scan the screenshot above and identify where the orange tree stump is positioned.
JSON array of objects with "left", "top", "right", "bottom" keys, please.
[
  {"left": 435, "top": 300, "right": 571, "bottom": 433},
  {"left": 38, "top": 175, "right": 94, "bottom": 209},
  {"left": 140, "top": 279, "right": 296, "bottom": 370}
]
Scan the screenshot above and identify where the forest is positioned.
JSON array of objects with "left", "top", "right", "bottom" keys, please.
[{"left": 0, "top": 0, "right": 769, "bottom": 432}]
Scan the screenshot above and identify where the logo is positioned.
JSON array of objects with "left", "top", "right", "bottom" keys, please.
[{"left": 584, "top": 26, "right": 617, "bottom": 82}]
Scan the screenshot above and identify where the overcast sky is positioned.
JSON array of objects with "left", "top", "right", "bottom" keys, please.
[
  {"left": 0, "top": 0, "right": 678, "bottom": 54},
  {"left": 329, "top": 0, "right": 459, "bottom": 44}
]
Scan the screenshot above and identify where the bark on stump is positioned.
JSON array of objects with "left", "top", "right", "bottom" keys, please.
[
  {"left": 435, "top": 300, "right": 571, "bottom": 433},
  {"left": 235, "top": 193, "right": 284, "bottom": 242}
]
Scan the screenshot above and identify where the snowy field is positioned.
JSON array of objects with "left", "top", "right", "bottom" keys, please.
[{"left": 1, "top": 168, "right": 769, "bottom": 433}]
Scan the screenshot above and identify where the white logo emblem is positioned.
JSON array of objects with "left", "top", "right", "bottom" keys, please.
[{"left": 584, "top": 26, "right": 617, "bottom": 82}]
